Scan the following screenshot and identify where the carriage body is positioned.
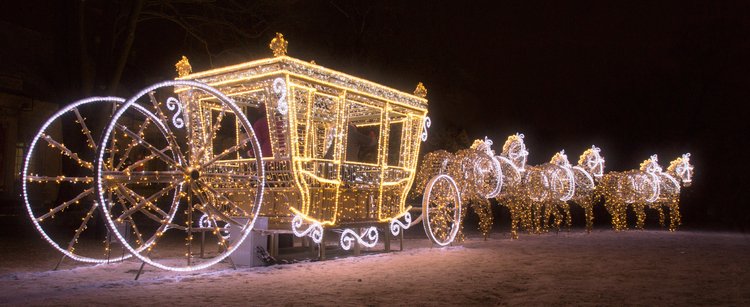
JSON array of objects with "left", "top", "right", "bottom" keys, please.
[{"left": 176, "top": 55, "right": 429, "bottom": 231}]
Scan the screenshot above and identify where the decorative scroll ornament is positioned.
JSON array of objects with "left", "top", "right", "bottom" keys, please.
[
  {"left": 165, "top": 97, "right": 184, "bottom": 129},
  {"left": 273, "top": 78, "right": 288, "bottom": 115},
  {"left": 340, "top": 227, "right": 379, "bottom": 250},
  {"left": 199, "top": 213, "right": 214, "bottom": 228},
  {"left": 390, "top": 212, "right": 413, "bottom": 236},
  {"left": 421, "top": 116, "right": 431, "bottom": 142},
  {"left": 269, "top": 32, "right": 288, "bottom": 57},
  {"left": 175, "top": 56, "right": 192, "bottom": 77},
  {"left": 291, "top": 214, "right": 323, "bottom": 243},
  {"left": 198, "top": 214, "right": 229, "bottom": 239}
]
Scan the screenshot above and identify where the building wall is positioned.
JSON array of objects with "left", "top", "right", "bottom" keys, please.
[{"left": 0, "top": 92, "right": 58, "bottom": 206}]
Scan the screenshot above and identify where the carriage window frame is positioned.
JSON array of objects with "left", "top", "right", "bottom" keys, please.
[{"left": 343, "top": 101, "right": 382, "bottom": 165}]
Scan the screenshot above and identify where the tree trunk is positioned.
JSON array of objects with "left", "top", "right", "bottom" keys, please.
[{"left": 108, "top": 0, "right": 145, "bottom": 95}]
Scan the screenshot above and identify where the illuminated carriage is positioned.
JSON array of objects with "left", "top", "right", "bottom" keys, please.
[{"left": 22, "top": 33, "right": 461, "bottom": 272}]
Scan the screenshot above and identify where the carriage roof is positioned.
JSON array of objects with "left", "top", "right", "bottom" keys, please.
[{"left": 176, "top": 55, "right": 428, "bottom": 113}]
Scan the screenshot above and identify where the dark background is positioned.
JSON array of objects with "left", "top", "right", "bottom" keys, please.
[{"left": 1, "top": 0, "right": 748, "bottom": 231}]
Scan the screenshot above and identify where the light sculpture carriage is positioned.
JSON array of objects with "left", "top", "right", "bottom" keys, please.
[{"left": 22, "top": 33, "right": 462, "bottom": 271}]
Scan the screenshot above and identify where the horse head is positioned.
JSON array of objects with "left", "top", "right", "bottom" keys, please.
[
  {"left": 550, "top": 150, "right": 571, "bottom": 168},
  {"left": 501, "top": 133, "right": 528, "bottom": 172},
  {"left": 639, "top": 154, "right": 663, "bottom": 174},
  {"left": 667, "top": 153, "right": 693, "bottom": 187},
  {"left": 578, "top": 145, "right": 605, "bottom": 178},
  {"left": 470, "top": 136, "right": 496, "bottom": 157}
]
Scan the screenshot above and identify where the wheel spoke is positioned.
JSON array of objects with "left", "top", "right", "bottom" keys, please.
[
  {"left": 201, "top": 105, "right": 227, "bottom": 162},
  {"left": 119, "top": 146, "right": 171, "bottom": 173},
  {"left": 36, "top": 188, "right": 94, "bottom": 222},
  {"left": 64, "top": 202, "right": 99, "bottom": 253},
  {"left": 26, "top": 175, "right": 93, "bottom": 184},
  {"left": 115, "top": 124, "right": 182, "bottom": 169},
  {"left": 116, "top": 182, "right": 179, "bottom": 221},
  {"left": 102, "top": 170, "right": 183, "bottom": 183},
  {"left": 147, "top": 92, "right": 187, "bottom": 166},
  {"left": 40, "top": 134, "right": 93, "bottom": 170},
  {"left": 114, "top": 184, "right": 171, "bottom": 224},
  {"left": 72, "top": 107, "right": 98, "bottom": 151},
  {"left": 115, "top": 117, "right": 153, "bottom": 170},
  {"left": 200, "top": 172, "right": 260, "bottom": 182},
  {"left": 196, "top": 180, "right": 251, "bottom": 218},
  {"left": 192, "top": 181, "right": 247, "bottom": 226},
  {"left": 200, "top": 137, "right": 252, "bottom": 169}
]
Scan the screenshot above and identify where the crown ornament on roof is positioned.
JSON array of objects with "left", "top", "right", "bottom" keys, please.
[
  {"left": 270, "top": 33, "right": 288, "bottom": 57},
  {"left": 414, "top": 82, "right": 427, "bottom": 98},
  {"left": 175, "top": 56, "right": 192, "bottom": 77}
]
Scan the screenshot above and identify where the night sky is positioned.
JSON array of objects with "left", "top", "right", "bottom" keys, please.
[{"left": 2, "top": 1, "right": 749, "bottom": 230}]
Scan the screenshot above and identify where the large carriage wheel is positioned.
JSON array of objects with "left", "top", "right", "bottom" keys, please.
[
  {"left": 22, "top": 97, "right": 139, "bottom": 264},
  {"left": 422, "top": 174, "right": 461, "bottom": 246},
  {"left": 95, "top": 80, "right": 264, "bottom": 271}
]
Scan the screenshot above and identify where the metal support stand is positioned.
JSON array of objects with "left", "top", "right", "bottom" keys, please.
[
  {"left": 134, "top": 260, "right": 147, "bottom": 280},
  {"left": 318, "top": 231, "right": 326, "bottom": 260},
  {"left": 200, "top": 231, "right": 205, "bottom": 258},
  {"left": 53, "top": 254, "right": 66, "bottom": 271},
  {"left": 353, "top": 230, "right": 361, "bottom": 256},
  {"left": 270, "top": 233, "right": 279, "bottom": 258},
  {"left": 400, "top": 231, "right": 404, "bottom": 251},
  {"left": 384, "top": 228, "right": 391, "bottom": 252}
]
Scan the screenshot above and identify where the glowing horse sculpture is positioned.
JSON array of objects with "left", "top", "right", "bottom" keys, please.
[
  {"left": 650, "top": 153, "right": 694, "bottom": 231},
  {"left": 412, "top": 137, "right": 502, "bottom": 240},
  {"left": 526, "top": 150, "right": 576, "bottom": 233},
  {"left": 567, "top": 146, "right": 606, "bottom": 232},
  {"left": 599, "top": 155, "right": 663, "bottom": 231},
  {"left": 493, "top": 133, "right": 532, "bottom": 239}
]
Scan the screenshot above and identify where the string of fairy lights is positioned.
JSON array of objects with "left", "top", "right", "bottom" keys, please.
[{"left": 22, "top": 33, "right": 695, "bottom": 272}]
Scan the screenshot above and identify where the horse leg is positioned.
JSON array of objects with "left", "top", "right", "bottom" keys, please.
[
  {"left": 669, "top": 198, "right": 682, "bottom": 231},
  {"left": 584, "top": 204, "right": 594, "bottom": 233},
  {"left": 562, "top": 202, "right": 572, "bottom": 231},
  {"left": 633, "top": 203, "right": 646, "bottom": 230}
]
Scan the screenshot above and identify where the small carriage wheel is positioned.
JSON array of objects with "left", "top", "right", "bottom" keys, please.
[
  {"left": 422, "top": 174, "right": 462, "bottom": 246},
  {"left": 95, "top": 80, "right": 265, "bottom": 271},
  {"left": 22, "top": 97, "right": 144, "bottom": 264}
]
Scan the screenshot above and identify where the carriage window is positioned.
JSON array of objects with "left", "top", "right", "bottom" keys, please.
[
  {"left": 345, "top": 102, "right": 380, "bottom": 164},
  {"left": 212, "top": 109, "right": 238, "bottom": 159},
  {"left": 387, "top": 121, "right": 403, "bottom": 166},
  {"left": 310, "top": 94, "right": 339, "bottom": 160}
]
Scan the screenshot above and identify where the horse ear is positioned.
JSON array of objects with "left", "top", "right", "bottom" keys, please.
[
  {"left": 684, "top": 153, "right": 691, "bottom": 159},
  {"left": 651, "top": 154, "right": 658, "bottom": 162}
]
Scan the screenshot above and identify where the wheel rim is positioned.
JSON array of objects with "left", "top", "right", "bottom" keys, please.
[
  {"left": 23, "top": 97, "right": 135, "bottom": 263},
  {"left": 96, "top": 80, "right": 264, "bottom": 271},
  {"left": 422, "top": 174, "right": 461, "bottom": 246}
]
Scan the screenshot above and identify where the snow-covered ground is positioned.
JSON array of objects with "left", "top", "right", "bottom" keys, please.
[{"left": 1, "top": 229, "right": 749, "bottom": 306}]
